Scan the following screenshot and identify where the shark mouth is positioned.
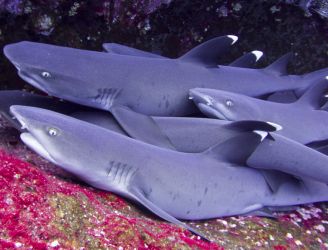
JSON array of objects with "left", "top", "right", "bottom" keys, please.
[
  {"left": 189, "top": 90, "right": 231, "bottom": 120},
  {"left": 20, "top": 132, "right": 56, "bottom": 164},
  {"left": 17, "top": 70, "right": 49, "bottom": 94},
  {"left": 197, "top": 103, "right": 230, "bottom": 120},
  {"left": 10, "top": 106, "right": 56, "bottom": 164}
]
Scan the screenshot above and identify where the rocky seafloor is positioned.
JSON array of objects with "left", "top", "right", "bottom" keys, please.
[{"left": 0, "top": 0, "right": 328, "bottom": 249}]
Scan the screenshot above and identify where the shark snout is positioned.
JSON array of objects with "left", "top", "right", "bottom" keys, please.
[
  {"left": 10, "top": 105, "right": 32, "bottom": 130},
  {"left": 4, "top": 43, "right": 21, "bottom": 62},
  {"left": 4, "top": 41, "right": 38, "bottom": 70}
]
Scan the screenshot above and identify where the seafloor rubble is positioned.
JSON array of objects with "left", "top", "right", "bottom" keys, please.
[{"left": 0, "top": 114, "right": 327, "bottom": 249}]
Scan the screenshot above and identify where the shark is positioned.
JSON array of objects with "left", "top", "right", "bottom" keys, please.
[
  {"left": 189, "top": 77, "right": 328, "bottom": 145},
  {"left": 10, "top": 105, "right": 328, "bottom": 240}
]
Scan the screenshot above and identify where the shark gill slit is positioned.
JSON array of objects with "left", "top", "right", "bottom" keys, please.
[
  {"left": 107, "top": 160, "right": 137, "bottom": 185},
  {"left": 94, "top": 88, "right": 122, "bottom": 110}
]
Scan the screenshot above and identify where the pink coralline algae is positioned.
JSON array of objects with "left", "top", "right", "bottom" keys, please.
[{"left": 0, "top": 149, "right": 220, "bottom": 249}]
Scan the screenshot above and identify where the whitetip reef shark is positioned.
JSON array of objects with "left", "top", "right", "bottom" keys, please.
[{"left": 10, "top": 105, "right": 328, "bottom": 241}]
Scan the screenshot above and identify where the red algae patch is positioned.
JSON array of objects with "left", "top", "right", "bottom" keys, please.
[{"left": 0, "top": 150, "right": 219, "bottom": 249}]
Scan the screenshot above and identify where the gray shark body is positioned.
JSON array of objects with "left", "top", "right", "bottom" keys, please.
[
  {"left": 10, "top": 105, "right": 328, "bottom": 240},
  {"left": 4, "top": 38, "right": 324, "bottom": 120},
  {"left": 102, "top": 43, "right": 165, "bottom": 58}
]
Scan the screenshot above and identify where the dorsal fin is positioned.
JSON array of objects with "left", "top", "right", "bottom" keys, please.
[
  {"left": 179, "top": 35, "right": 238, "bottom": 66},
  {"left": 225, "top": 120, "right": 280, "bottom": 132},
  {"left": 203, "top": 131, "right": 268, "bottom": 164},
  {"left": 229, "top": 50, "right": 263, "bottom": 68},
  {"left": 295, "top": 77, "right": 328, "bottom": 109},
  {"left": 265, "top": 52, "right": 292, "bottom": 76}
]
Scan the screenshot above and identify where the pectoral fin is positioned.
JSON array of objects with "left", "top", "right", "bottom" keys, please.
[
  {"left": 243, "top": 207, "right": 277, "bottom": 218},
  {"left": 110, "top": 106, "right": 176, "bottom": 150},
  {"left": 130, "top": 187, "right": 211, "bottom": 241},
  {"left": 260, "top": 169, "right": 298, "bottom": 193}
]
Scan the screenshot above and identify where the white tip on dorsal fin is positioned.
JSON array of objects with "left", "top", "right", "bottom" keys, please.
[
  {"left": 254, "top": 131, "right": 268, "bottom": 141},
  {"left": 265, "top": 52, "right": 292, "bottom": 76},
  {"left": 252, "top": 51, "right": 263, "bottom": 61},
  {"left": 266, "top": 121, "right": 283, "bottom": 131},
  {"left": 179, "top": 35, "right": 238, "bottom": 66},
  {"left": 229, "top": 50, "right": 263, "bottom": 68},
  {"left": 227, "top": 35, "right": 238, "bottom": 45}
]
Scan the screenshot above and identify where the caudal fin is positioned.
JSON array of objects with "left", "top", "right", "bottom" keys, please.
[
  {"left": 294, "top": 77, "right": 328, "bottom": 109},
  {"left": 295, "top": 68, "right": 328, "bottom": 96}
]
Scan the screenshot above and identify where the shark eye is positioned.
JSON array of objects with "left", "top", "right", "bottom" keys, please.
[
  {"left": 47, "top": 127, "right": 59, "bottom": 137},
  {"left": 225, "top": 99, "right": 234, "bottom": 107},
  {"left": 41, "top": 71, "right": 51, "bottom": 78}
]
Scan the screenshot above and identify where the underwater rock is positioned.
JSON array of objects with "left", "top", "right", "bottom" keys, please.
[
  {"left": 286, "top": 0, "right": 328, "bottom": 18},
  {"left": 0, "top": 0, "right": 327, "bottom": 91}
]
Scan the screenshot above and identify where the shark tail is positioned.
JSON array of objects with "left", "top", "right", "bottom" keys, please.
[{"left": 294, "top": 67, "right": 328, "bottom": 97}]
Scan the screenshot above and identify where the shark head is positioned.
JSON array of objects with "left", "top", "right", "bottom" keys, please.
[
  {"left": 10, "top": 105, "right": 138, "bottom": 198},
  {"left": 189, "top": 88, "right": 262, "bottom": 121},
  {"left": 10, "top": 105, "right": 109, "bottom": 181},
  {"left": 4, "top": 41, "right": 120, "bottom": 110}
]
